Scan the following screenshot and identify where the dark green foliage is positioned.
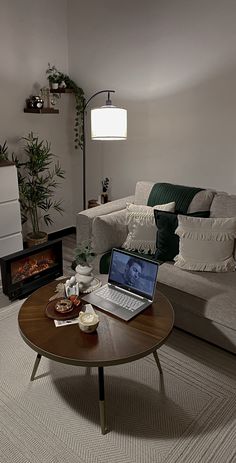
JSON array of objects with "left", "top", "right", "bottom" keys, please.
[
  {"left": 74, "top": 240, "right": 96, "bottom": 266},
  {"left": 46, "top": 63, "right": 85, "bottom": 149},
  {"left": 13, "top": 132, "right": 65, "bottom": 239}
]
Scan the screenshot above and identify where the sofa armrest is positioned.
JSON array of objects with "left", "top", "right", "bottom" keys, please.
[
  {"left": 92, "top": 209, "right": 128, "bottom": 254},
  {"left": 76, "top": 195, "right": 134, "bottom": 245}
]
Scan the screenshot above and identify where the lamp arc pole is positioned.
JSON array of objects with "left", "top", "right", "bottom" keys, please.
[{"left": 82, "top": 90, "right": 115, "bottom": 210}]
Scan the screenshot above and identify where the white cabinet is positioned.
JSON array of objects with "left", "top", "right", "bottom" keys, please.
[{"left": 0, "top": 163, "right": 23, "bottom": 258}]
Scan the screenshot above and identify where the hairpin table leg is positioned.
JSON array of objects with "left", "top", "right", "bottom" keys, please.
[
  {"left": 153, "top": 350, "right": 163, "bottom": 375},
  {"left": 30, "top": 353, "right": 41, "bottom": 381},
  {"left": 98, "top": 367, "right": 109, "bottom": 434}
]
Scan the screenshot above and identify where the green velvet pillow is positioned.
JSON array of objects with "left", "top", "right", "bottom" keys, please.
[{"left": 154, "top": 210, "right": 210, "bottom": 262}]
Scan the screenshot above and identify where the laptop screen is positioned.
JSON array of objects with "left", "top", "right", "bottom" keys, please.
[{"left": 108, "top": 249, "right": 159, "bottom": 300}]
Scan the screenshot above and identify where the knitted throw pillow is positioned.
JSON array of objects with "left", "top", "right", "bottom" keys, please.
[{"left": 122, "top": 202, "right": 175, "bottom": 254}]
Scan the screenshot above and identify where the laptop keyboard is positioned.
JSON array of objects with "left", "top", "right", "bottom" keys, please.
[{"left": 96, "top": 286, "right": 143, "bottom": 312}]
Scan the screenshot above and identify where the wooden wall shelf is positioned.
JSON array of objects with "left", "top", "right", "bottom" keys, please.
[
  {"left": 24, "top": 108, "right": 59, "bottom": 114},
  {"left": 50, "top": 88, "right": 74, "bottom": 94}
]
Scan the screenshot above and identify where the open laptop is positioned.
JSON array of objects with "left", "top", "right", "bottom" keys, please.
[{"left": 82, "top": 248, "right": 159, "bottom": 321}]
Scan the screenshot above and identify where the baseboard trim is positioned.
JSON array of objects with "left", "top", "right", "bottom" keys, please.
[{"left": 48, "top": 226, "right": 76, "bottom": 241}]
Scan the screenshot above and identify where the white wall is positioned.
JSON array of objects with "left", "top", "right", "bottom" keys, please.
[
  {"left": 68, "top": 0, "right": 236, "bottom": 200},
  {"left": 0, "top": 0, "right": 76, "bottom": 233}
]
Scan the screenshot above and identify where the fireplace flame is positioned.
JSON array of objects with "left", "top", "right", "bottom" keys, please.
[{"left": 11, "top": 251, "right": 56, "bottom": 284}]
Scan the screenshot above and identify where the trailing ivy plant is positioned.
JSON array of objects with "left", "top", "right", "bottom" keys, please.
[{"left": 46, "top": 64, "right": 85, "bottom": 149}]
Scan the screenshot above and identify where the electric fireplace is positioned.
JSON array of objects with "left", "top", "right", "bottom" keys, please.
[{"left": 0, "top": 239, "right": 63, "bottom": 300}]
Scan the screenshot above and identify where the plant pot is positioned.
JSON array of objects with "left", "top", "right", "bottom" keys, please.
[
  {"left": 101, "top": 192, "right": 108, "bottom": 204},
  {"left": 75, "top": 264, "right": 93, "bottom": 275},
  {"left": 26, "top": 231, "right": 48, "bottom": 248},
  {"left": 51, "top": 83, "right": 59, "bottom": 90},
  {"left": 59, "top": 81, "right": 66, "bottom": 89},
  {"left": 75, "top": 264, "right": 94, "bottom": 287}
]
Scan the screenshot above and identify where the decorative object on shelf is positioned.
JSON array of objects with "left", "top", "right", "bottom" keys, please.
[
  {"left": 46, "top": 63, "right": 85, "bottom": 149},
  {"left": 13, "top": 132, "right": 65, "bottom": 247},
  {"left": 46, "top": 63, "right": 62, "bottom": 88},
  {"left": 42, "top": 85, "right": 60, "bottom": 109},
  {"left": 40, "top": 87, "right": 52, "bottom": 108},
  {"left": 81, "top": 90, "right": 127, "bottom": 209},
  {"left": 26, "top": 95, "right": 44, "bottom": 110},
  {"left": 78, "top": 305, "right": 99, "bottom": 333},
  {"left": 101, "top": 177, "right": 110, "bottom": 204},
  {"left": 0, "top": 140, "right": 10, "bottom": 161}
]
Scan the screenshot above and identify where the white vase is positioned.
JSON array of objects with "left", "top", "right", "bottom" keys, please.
[
  {"left": 51, "top": 82, "right": 59, "bottom": 90},
  {"left": 75, "top": 264, "right": 94, "bottom": 287},
  {"left": 75, "top": 264, "right": 93, "bottom": 275}
]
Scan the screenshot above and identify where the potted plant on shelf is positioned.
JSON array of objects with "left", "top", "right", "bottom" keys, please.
[
  {"left": 46, "top": 63, "right": 85, "bottom": 149},
  {"left": 46, "top": 63, "right": 62, "bottom": 90},
  {"left": 74, "top": 240, "right": 96, "bottom": 289},
  {"left": 13, "top": 132, "right": 65, "bottom": 247}
]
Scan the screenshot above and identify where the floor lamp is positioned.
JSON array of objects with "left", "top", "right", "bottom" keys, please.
[{"left": 82, "top": 90, "right": 127, "bottom": 210}]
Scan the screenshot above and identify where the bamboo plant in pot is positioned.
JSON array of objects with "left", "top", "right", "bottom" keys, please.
[{"left": 13, "top": 132, "right": 65, "bottom": 247}]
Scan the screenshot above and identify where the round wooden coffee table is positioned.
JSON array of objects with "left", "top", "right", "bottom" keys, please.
[{"left": 18, "top": 279, "right": 174, "bottom": 434}]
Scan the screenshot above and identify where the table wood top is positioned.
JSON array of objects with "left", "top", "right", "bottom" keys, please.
[{"left": 18, "top": 279, "right": 174, "bottom": 367}]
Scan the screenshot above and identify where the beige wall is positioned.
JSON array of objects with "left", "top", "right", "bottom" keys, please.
[
  {"left": 68, "top": 0, "right": 236, "bottom": 200},
  {"left": 2, "top": 0, "right": 236, "bottom": 237},
  {"left": 0, "top": 0, "right": 76, "bottom": 233}
]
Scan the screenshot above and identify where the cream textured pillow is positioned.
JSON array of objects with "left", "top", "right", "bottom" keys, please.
[
  {"left": 122, "top": 202, "right": 175, "bottom": 254},
  {"left": 174, "top": 215, "right": 236, "bottom": 272}
]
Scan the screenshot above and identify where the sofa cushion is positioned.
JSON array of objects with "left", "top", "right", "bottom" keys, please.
[
  {"left": 210, "top": 192, "right": 236, "bottom": 218},
  {"left": 187, "top": 189, "right": 215, "bottom": 213},
  {"left": 174, "top": 216, "right": 236, "bottom": 272},
  {"left": 148, "top": 182, "right": 203, "bottom": 213},
  {"left": 122, "top": 202, "right": 175, "bottom": 254},
  {"left": 158, "top": 262, "right": 236, "bottom": 330},
  {"left": 92, "top": 210, "right": 127, "bottom": 254},
  {"left": 154, "top": 210, "right": 210, "bottom": 262},
  {"left": 134, "top": 181, "right": 155, "bottom": 205}
]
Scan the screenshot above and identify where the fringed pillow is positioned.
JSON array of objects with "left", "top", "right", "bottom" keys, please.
[
  {"left": 122, "top": 202, "right": 175, "bottom": 254},
  {"left": 174, "top": 216, "right": 236, "bottom": 272}
]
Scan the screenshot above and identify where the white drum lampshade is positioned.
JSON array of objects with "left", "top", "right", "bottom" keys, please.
[{"left": 91, "top": 106, "right": 127, "bottom": 140}]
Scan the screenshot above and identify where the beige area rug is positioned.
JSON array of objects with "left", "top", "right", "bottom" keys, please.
[{"left": 0, "top": 300, "right": 236, "bottom": 463}]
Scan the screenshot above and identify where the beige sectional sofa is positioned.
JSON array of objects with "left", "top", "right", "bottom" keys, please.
[{"left": 76, "top": 181, "right": 236, "bottom": 354}]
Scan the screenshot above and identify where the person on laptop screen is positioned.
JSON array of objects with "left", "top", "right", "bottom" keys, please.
[
  {"left": 110, "top": 254, "right": 145, "bottom": 291},
  {"left": 123, "top": 257, "right": 144, "bottom": 289}
]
